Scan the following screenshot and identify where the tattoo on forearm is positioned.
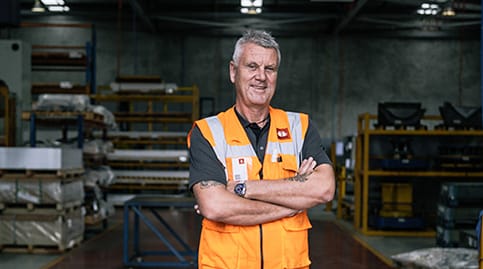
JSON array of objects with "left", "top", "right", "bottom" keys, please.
[
  {"left": 198, "top": 180, "right": 224, "bottom": 189},
  {"left": 287, "top": 174, "right": 308, "bottom": 182}
]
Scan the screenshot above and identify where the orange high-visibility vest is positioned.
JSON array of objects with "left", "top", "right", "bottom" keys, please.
[{"left": 191, "top": 106, "right": 312, "bottom": 269}]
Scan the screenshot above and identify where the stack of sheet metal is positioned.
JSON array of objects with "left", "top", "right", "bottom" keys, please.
[{"left": 0, "top": 147, "right": 85, "bottom": 251}]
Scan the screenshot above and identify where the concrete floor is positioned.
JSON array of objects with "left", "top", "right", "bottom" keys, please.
[{"left": 0, "top": 204, "right": 441, "bottom": 269}]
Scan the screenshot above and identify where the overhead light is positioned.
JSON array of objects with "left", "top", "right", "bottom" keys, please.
[
  {"left": 241, "top": 7, "right": 262, "bottom": 14},
  {"left": 48, "top": 5, "right": 70, "bottom": 12},
  {"left": 442, "top": 6, "right": 455, "bottom": 16},
  {"left": 417, "top": 2, "right": 441, "bottom": 16},
  {"left": 32, "top": 0, "right": 45, "bottom": 12},
  {"left": 240, "top": 0, "right": 262, "bottom": 14},
  {"left": 39, "top": 0, "right": 70, "bottom": 12},
  {"left": 41, "top": 0, "right": 64, "bottom": 5},
  {"left": 241, "top": 0, "right": 262, "bottom": 8}
]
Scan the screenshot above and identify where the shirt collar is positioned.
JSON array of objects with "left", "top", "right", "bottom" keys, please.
[{"left": 234, "top": 107, "right": 271, "bottom": 129}]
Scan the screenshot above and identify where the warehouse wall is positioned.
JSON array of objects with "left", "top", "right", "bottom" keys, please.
[{"left": 8, "top": 23, "right": 481, "bottom": 142}]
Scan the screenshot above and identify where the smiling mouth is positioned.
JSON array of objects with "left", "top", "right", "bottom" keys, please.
[{"left": 251, "top": 84, "right": 267, "bottom": 90}]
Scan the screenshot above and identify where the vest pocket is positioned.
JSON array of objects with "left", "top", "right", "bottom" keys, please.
[
  {"left": 280, "top": 154, "right": 297, "bottom": 178},
  {"left": 281, "top": 214, "right": 312, "bottom": 268},
  {"left": 200, "top": 220, "right": 240, "bottom": 268}
]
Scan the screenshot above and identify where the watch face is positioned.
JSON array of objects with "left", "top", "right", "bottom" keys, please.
[{"left": 234, "top": 183, "right": 246, "bottom": 197}]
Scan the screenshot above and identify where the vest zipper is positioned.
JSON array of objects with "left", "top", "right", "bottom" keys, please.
[
  {"left": 259, "top": 169, "right": 264, "bottom": 269},
  {"left": 259, "top": 224, "right": 264, "bottom": 269}
]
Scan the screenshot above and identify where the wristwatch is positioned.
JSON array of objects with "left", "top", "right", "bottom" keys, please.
[{"left": 234, "top": 182, "right": 246, "bottom": 198}]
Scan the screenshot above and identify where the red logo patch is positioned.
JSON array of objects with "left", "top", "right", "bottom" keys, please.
[
  {"left": 238, "top": 158, "right": 245, "bottom": 164},
  {"left": 276, "top": 128, "right": 290, "bottom": 139}
]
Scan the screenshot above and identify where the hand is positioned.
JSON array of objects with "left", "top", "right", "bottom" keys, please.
[
  {"left": 297, "top": 157, "right": 316, "bottom": 178},
  {"left": 288, "top": 209, "right": 303, "bottom": 217},
  {"left": 226, "top": 180, "right": 237, "bottom": 194}
]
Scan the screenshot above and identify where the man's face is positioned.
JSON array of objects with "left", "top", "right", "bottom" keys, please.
[{"left": 230, "top": 43, "right": 279, "bottom": 109}]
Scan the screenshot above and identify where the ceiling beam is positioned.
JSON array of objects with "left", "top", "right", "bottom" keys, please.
[
  {"left": 333, "top": 0, "right": 369, "bottom": 34},
  {"left": 128, "top": 0, "right": 157, "bottom": 33}
]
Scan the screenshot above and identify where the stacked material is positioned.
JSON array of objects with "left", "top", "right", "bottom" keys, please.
[
  {"left": 392, "top": 247, "right": 478, "bottom": 269},
  {"left": 0, "top": 147, "right": 85, "bottom": 252},
  {"left": 106, "top": 149, "right": 190, "bottom": 201},
  {"left": 436, "top": 182, "right": 483, "bottom": 247},
  {"left": 0, "top": 207, "right": 84, "bottom": 251},
  {"left": 0, "top": 177, "right": 84, "bottom": 208},
  {"left": 83, "top": 166, "right": 116, "bottom": 225},
  {"left": 31, "top": 94, "right": 116, "bottom": 129}
]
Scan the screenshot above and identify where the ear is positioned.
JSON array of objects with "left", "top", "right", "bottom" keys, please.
[{"left": 229, "top": 61, "right": 236, "bottom": 83}]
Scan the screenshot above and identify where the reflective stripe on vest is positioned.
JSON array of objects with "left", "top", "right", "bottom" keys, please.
[{"left": 202, "top": 108, "right": 305, "bottom": 179}]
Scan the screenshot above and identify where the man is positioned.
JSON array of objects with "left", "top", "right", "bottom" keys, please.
[{"left": 187, "top": 29, "right": 335, "bottom": 269}]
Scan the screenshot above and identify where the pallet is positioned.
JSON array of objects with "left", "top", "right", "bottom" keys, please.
[
  {"left": 21, "top": 111, "right": 105, "bottom": 126},
  {"left": 0, "top": 168, "right": 85, "bottom": 179},
  {"left": 0, "top": 200, "right": 83, "bottom": 212},
  {"left": 0, "top": 236, "right": 83, "bottom": 254}
]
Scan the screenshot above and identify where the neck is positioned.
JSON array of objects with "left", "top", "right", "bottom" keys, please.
[{"left": 235, "top": 105, "right": 270, "bottom": 127}]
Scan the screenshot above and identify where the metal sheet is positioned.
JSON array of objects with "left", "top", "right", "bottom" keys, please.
[
  {"left": 0, "top": 208, "right": 84, "bottom": 248},
  {"left": 0, "top": 147, "right": 83, "bottom": 170},
  {"left": 110, "top": 82, "right": 178, "bottom": 93},
  {"left": 113, "top": 170, "right": 189, "bottom": 185},
  {"left": 113, "top": 170, "right": 189, "bottom": 179},
  {"left": 107, "top": 149, "right": 188, "bottom": 162},
  {"left": 106, "top": 131, "right": 187, "bottom": 139},
  {"left": 0, "top": 178, "right": 84, "bottom": 205}
]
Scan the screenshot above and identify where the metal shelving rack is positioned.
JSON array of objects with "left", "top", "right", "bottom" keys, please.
[
  {"left": 24, "top": 22, "right": 96, "bottom": 95},
  {"left": 90, "top": 84, "right": 199, "bottom": 148},
  {"left": 21, "top": 110, "right": 107, "bottom": 149},
  {"left": 90, "top": 84, "right": 199, "bottom": 199},
  {"left": 354, "top": 113, "right": 483, "bottom": 236}
]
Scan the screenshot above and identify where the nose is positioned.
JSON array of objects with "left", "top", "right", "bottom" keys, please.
[{"left": 255, "top": 67, "right": 266, "bottom": 81}]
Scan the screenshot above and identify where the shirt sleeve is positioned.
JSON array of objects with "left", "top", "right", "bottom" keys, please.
[
  {"left": 301, "top": 118, "right": 332, "bottom": 167},
  {"left": 188, "top": 125, "right": 227, "bottom": 190}
]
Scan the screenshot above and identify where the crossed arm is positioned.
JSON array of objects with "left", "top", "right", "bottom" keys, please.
[{"left": 192, "top": 157, "right": 335, "bottom": 226}]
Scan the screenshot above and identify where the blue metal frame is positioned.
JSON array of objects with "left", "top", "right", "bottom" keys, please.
[
  {"left": 123, "top": 196, "right": 198, "bottom": 268},
  {"left": 28, "top": 113, "right": 85, "bottom": 148},
  {"left": 29, "top": 113, "right": 36, "bottom": 147},
  {"left": 85, "top": 24, "right": 96, "bottom": 94}
]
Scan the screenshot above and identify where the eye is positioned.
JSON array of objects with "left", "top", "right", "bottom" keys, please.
[
  {"left": 247, "top": 63, "right": 258, "bottom": 71},
  {"left": 265, "top": 66, "right": 277, "bottom": 73}
]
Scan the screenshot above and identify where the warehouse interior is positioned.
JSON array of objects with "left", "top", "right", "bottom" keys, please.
[{"left": 0, "top": 0, "right": 482, "bottom": 268}]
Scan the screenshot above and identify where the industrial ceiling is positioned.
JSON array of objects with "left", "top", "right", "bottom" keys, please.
[{"left": 18, "top": 0, "right": 483, "bottom": 39}]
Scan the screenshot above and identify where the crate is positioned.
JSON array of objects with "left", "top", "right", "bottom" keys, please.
[
  {"left": 440, "top": 182, "right": 483, "bottom": 207},
  {"left": 436, "top": 225, "right": 474, "bottom": 248},
  {"left": 380, "top": 183, "right": 413, "bottom": 217},
  {"left": 437, "top": 203, "right": 481, "bottom": 229},
  {"left": 377, "top": 102, "right": 425, "bottom": 128},
  {"left": 439, "top": 102, "right": 482, "bottom": 130}
]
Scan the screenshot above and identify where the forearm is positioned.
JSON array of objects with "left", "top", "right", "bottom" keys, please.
[
  {"left": 244, "top": 163, "right": 335, "bottom": 210},
  {"left": 193, "top": 180, "right": 299, "bottom": 226},
  {"left": 214, "top": 198, "right": 299, "bottom": 226}
]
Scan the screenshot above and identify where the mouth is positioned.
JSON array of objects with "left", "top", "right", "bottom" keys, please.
[{"left": 250, "top": 84, "right": 267, "bottom": 90}]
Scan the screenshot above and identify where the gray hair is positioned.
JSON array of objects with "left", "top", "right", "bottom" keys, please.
[{"left": 232, "top": 29, "right": 281, "bottom": 67}]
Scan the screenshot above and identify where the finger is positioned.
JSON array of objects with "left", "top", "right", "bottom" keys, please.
[
  {"left": 299, "top": 158, "right": 312, "bottom": 173},
  {"left": 309, "top": 159, "right": 316, "bottom": 170}
]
